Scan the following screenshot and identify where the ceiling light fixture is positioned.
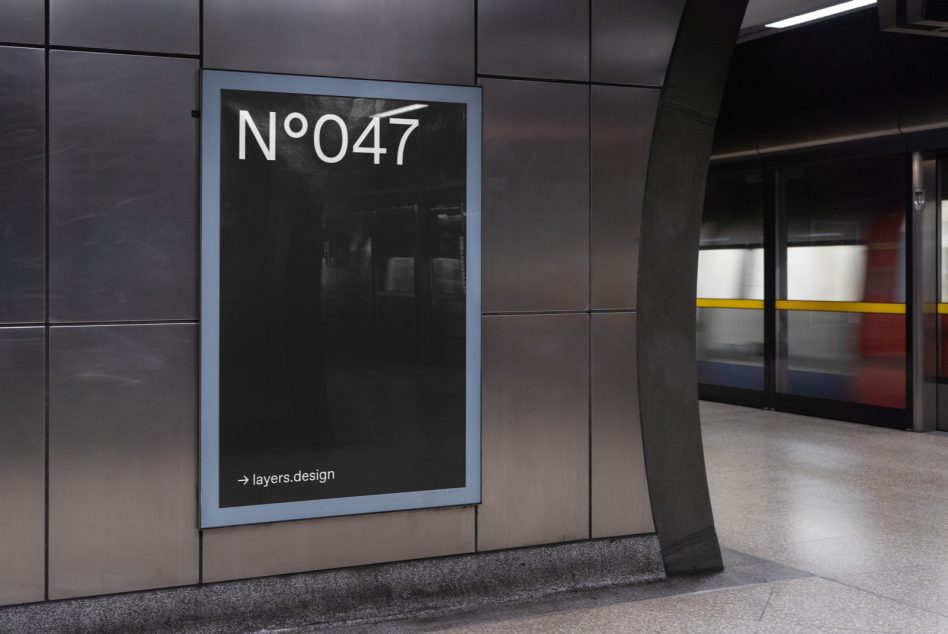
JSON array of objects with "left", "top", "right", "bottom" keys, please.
[{"left": 765, "top": 0, "right": 876, "bottom": 28}]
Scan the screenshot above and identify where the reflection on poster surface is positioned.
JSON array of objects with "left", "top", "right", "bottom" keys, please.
[{"left": 201, "top": 72, "right": 480, "bottom": 526}]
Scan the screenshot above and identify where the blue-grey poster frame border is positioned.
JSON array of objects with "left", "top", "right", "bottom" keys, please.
[{"left": 199, "top": 69, "right": 482, "bottom": 529}]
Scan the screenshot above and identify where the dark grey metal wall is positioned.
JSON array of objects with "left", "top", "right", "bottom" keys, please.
[
  {"left": 1, "top": 0, "right": 203, "bottom": 604},
  {"left": 0, "top": 0, "right": 740, "bottom": 605}
]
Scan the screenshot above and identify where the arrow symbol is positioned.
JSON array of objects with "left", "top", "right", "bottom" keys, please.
[{"left": 239, "top": 476, "right": 249, "bottom": 485}]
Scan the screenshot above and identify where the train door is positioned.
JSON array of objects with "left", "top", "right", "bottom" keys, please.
[
  {"left": 699, "top": 154, "right": 911, "bottom": 429},
  {"left": 772, "top": 155, "right": 908, "bottom": 427},
  {"left": 697, "top": 168, "right": 767, "bottom": 407}
]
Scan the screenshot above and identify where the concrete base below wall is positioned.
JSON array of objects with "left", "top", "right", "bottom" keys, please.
[{"left": 0, "top": 535, "right": 663, "bottom": 634}]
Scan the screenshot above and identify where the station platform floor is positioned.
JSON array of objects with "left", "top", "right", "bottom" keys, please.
[{"left": 375, "top": 401, "right": 948, "bottom": 633}]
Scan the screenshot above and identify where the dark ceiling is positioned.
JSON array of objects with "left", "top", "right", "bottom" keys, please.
[{"left": 718, "top": 8, "right": 948, "bottom": 142}]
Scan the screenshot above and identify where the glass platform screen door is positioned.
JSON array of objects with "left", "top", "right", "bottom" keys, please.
[{"left": 699, "top": 154, "right": 910, "bottom": 429}]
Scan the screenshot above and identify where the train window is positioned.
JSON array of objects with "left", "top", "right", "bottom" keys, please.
[
  {"left": 697, "top": 170, "right": 765, "bottom": 391},
  {"left": 786, "top": 245, "right": 867, "bottom": 301},
  {"left": 777, "top": 155, "right": 906, "bottom": 409}
]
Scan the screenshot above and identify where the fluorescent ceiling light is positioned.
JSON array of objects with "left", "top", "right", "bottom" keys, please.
[
  {"left": 765, "top": 0, "right": 876, "bottom": 28},
  {"left": 372, "top": 104, "right": 428, "bottom": 119}
]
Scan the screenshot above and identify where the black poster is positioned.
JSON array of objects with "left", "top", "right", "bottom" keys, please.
[{"left": 200, "top": 72, "right": 481, "bottom": 527}]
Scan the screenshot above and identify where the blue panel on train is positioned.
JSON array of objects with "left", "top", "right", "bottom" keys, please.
[
  {"left": 785, "top": 371, "right": 851, "bottom": 401},
  {"left": 697, "top": 361, "right": 765, "bottom": 391}
]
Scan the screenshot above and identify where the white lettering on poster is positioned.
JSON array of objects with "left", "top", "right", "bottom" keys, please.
[
  {"left": 238, "top": 469, "right": 337, "bottom": 488},
  {"left": 238, "top": 109, "right": 422, "bottom": 166},
  {"left": 238, "top": 110, "right": 276, "bottom": 160}
]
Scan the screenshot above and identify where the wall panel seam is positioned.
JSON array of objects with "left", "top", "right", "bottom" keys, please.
[
  {"left": 587, "top": 0, "right": 593, "bottom": 539},
  {"left": 477, "top": 72, "right": 659, "bottom": 90},
  {"left": 198, "top": 0, "right": 205, "bottom": 586},
  {"left": 474, "top": 0, "right": 479, "bottom": 557},
  {"left": 43, "top": 0, "right": 50, "bottom": 599},
  {"left": 483, "top": 310, "right": 592, "bottom": 317},
  {"left": 0, "top": 41, "right": 45, "bottom": 50},
  {"left": 49, "top": 320, "right": 199, "bottom": 328},
  {"left": 44, "top": 44, "right": 199, "bottom": 60}
]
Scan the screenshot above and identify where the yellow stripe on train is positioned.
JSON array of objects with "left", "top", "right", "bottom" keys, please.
[
  {"left": 695, "top": 298, "right": 765, "bottom": 310},
  {"left": 696, "top": 299, "right": 906, "bottom": 314}
]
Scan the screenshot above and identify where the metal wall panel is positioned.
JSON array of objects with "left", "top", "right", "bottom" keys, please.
[
  {"left": 0, "top": 1, "right": 44, "bottom": 45},
  {"left": 48, "top": 324, "right": 199, "bottom": 599},
  {"left": 0, "top": 328, "right": 45, "bottom": 606},
  {"left": 590, "top": 313, "right": 654, "bottom": 538},
  {"left": 591, "top": 0, "right": 686, "bottom": 87},
  {"left": 203, "top": 0, "right": 474, "bottom": 85},
  {"left": 481, "top": 79, "right": 589, "bottom": 313},
  {"left": 477, "top": 0, "right": 588, "bottom": 81},
  {"left": 0, "top": 47, "right": 45, "bottom": 324},
  {"left": 49, "top": 0, "right": 199, "bottom": 55},
  {"left": 590, "top": 85, "right": 659, "bottom": 310},
  {"left": 203, "top": 507, "right": 475, "bottom": 582},
  {"left": 478, "top": 314, "right": 589, "bottom": 551},
  {"left": 49, "top": 51, "right": 198, "bottom": 323}
]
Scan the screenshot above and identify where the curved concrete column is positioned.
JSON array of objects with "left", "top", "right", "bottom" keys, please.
[{"left": 638, "top": 0, "right": 749, "bottom": 575}]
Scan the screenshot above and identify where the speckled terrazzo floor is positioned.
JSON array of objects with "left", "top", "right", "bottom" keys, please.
[{"left": 357, "top": 402, "right": 948, "bottom": 633}]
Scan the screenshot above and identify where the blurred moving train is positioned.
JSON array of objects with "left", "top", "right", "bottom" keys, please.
[{"left": 696, "top": 162, "right": 907, "bottom": 410}]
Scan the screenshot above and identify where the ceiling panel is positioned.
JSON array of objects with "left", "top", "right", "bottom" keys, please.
[{"left": 742, "top": 0, "right": 864, "bottom": 29}]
